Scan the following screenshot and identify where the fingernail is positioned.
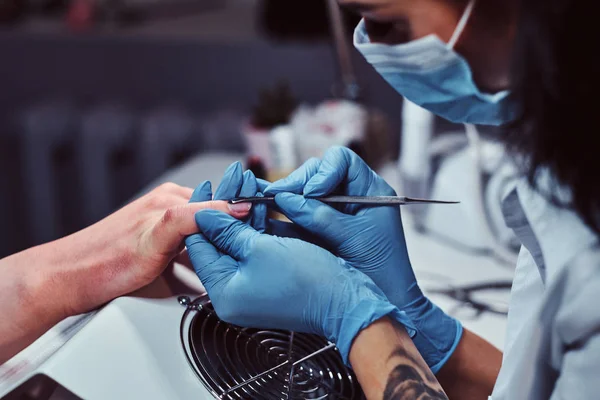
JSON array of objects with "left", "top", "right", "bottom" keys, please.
[{"left": 228, "top": 202, "right": 252, "bottom": 213}]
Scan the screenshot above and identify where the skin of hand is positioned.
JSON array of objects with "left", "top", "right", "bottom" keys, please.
[
  {"left": 340, "top": 0, "right": 519, "bottom": 92},
  {"left": 265, "top": 147, "right": 462, "bottom": 373},
  {"left": 0, "top": 182, "right": 251, "bottom": 363}
]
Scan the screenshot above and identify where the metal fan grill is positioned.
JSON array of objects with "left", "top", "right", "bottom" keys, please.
[{"left": 179, "top": 295, "right": 365, "bottom": 399}]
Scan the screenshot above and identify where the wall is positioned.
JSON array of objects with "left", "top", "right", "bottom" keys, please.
[{"left": 0, "top": 19, "right": 403, "bottom": 257}]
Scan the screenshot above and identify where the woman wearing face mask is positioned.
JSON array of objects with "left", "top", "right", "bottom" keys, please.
[{"left": 186, "top": 0, "right": 600, "bottom": 399}]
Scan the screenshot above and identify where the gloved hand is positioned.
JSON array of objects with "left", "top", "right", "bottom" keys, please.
[
  {"left": 265, "top": 146, "right": 462, "bottom": 373},
  {"left": 208, "top": 160, "right": 317, "bottom": 242},
  {"left": 185, "top": 209, "right": 414, "bottom": 363}
]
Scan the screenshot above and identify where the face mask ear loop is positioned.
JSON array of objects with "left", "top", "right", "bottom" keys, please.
[{"left": 447, "top": 0, "right": 476, "bottom": 49}]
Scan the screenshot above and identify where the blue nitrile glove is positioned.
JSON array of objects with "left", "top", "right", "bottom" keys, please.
[
  {"left": 185, "top": 209, "right": 415, "bottom": 364},
  {"left": 211, "top": 161, "right": 268, "bottom": 232},
  {"left": 210, "top": 161, "right": 315, "bottom": 241},
  {"left": 265, "top": 146, "right": 463, "bottom": 373}
]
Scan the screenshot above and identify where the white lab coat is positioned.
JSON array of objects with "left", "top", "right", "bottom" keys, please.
[
  {"left": 491, "top": 176, "right": 600, "bottom": 399},
  {"left": 352, "top": 20, "right": 600, "bottom": 397}
]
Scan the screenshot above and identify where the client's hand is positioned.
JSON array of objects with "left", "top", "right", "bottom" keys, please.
[
  {"left": 186, "top": 209, "right": 414, "bottom": 363},
  {"left": 0, "top": 181, "right": 251, "bottom": 363},
  {"left": 266, "top": 146, "right": 462, "bottom": 373},
  {"left": 45, "top": 182, "right": 252, "bottom": 316}
]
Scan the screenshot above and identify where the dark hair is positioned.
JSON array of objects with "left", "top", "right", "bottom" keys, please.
[{"left": 506, "top": 0, "right": 600, "bottom": 235}]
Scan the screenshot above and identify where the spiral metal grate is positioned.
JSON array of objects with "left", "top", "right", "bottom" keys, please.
[{"left": 179, "top": 296, "right": 365, "bottom": 399}]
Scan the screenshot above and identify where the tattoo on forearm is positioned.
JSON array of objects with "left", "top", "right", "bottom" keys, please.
[{"left": 383, "top": 348, "right": 448, "bottom": 400}]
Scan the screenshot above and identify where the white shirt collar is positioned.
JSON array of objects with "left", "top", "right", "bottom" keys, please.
[{"left": 502, "top": 172, "right": 598, "bottom": 282}]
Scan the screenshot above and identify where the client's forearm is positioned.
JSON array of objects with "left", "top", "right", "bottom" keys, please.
[
  {"left": 349, "top": 317, "right": 448, "bottom": 399},
  {"left": 0, "top": 244, "right": 69, "bottom": 364}
]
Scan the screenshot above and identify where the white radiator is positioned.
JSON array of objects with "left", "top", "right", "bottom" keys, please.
[{"left": 3, "top": 101, "right": 245, "bottom": 255}]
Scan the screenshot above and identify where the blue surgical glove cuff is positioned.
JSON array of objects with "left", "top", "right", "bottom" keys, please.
[
  {"left": 403, "top": 299, "right": 463, "bottom": 374},
  {"left": 335, "top": 302, "right": 416, "bottom": 366},
  {"left": 431, "top": 319, "right": 463, "bottom": 374}
]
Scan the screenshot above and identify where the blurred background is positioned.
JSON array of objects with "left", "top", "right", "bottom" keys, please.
[
  {"left": 0, "top": 0, "right": 516, "bottom": 273},
  {"left": 0, "top": 0, "right": 406, "bottom": 257},
  {"left": 0, "top": 0, "right": 524, "bottom": 370}
]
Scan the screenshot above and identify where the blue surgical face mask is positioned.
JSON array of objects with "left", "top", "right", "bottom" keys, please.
[{"left": 353, "top": 0, "right": 516, "bottom": 126}]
